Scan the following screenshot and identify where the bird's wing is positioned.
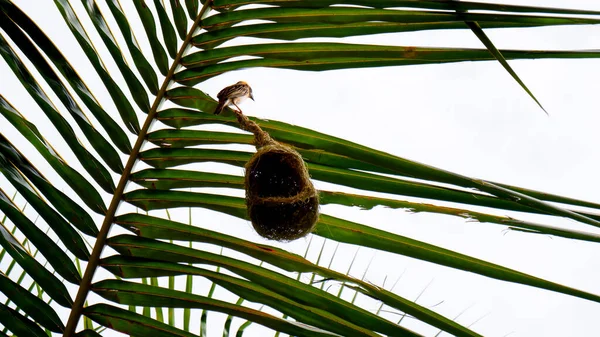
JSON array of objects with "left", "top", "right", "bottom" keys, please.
[
  {"left": 217, "top": 83, "right": 246, "bottom": 99},
  {"left": 217, "top": 84, "right": 236, "bottom": 99}
]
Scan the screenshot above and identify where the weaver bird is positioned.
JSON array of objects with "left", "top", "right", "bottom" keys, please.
[{"left": 214, "top": 81, "right": 254, "bottom": 115}]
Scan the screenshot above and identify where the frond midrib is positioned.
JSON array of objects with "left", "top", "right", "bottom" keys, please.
[{"left": 62, "top": 2, "right": 213, "bottom": 336}]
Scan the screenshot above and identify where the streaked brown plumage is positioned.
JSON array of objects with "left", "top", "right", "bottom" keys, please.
[{"left": 214, "top": 81, "right": 254, "bottom": 115}]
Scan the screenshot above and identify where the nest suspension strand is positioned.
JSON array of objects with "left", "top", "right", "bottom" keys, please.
[{"left": 233, "top": 111, "right": 319, "bottom": 241}]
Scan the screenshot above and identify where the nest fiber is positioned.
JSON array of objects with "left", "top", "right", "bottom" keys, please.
[{"left": 234, "top": 112, "right": 319, "bottom": 241}]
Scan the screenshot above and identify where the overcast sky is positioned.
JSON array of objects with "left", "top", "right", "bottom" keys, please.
[{"left": 1, "top": 0, "right": 600, "bottom": 336}]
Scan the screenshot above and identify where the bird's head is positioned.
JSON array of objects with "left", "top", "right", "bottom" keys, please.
[{"left": 238, "top": 81, "right": 254, "bottom": 101}]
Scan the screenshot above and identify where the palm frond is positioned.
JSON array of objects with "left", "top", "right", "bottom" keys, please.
[{"left": 0, "top": 0, "right": 599, "bottom": 336}]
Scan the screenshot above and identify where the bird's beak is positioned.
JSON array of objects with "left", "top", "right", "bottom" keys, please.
[{"left": 250, "top": 93, "right": 255, "bottom": 101}]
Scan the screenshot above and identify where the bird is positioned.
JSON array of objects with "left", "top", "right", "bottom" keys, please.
[{"left": 213, "top": 81, "right": 254, "bottom": 115}]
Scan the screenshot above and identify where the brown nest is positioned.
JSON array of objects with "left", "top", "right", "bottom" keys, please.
[{"left": 234, "top": 112, "right": 319, "bottom": 241}]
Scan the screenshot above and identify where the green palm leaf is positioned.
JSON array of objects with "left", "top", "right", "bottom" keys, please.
[{"left": 0, "top": 0, "right": 599, "bottom": 336}]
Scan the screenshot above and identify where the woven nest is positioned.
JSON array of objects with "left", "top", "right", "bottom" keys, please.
[{"left": 233, "top": 111, "right": 319, "bottom": 241}]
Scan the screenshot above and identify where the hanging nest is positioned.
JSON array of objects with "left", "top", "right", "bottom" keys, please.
[{"left": 234, "top": 112, "right": 319, "bottom": 241}]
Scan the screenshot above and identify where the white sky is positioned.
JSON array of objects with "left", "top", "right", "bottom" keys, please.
[{"left": 1, "top": 0, "right": 600, "bottom": 336}]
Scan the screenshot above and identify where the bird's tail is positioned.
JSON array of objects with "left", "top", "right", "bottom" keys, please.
[{"left": 214, "top": 101, "right": 226, "bottom": 115}]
